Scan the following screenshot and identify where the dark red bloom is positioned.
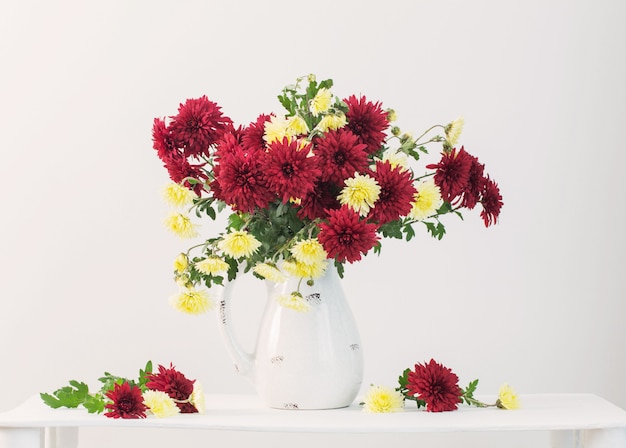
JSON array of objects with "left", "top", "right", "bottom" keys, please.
[
  {"left": 169, "top": 96, "right": 232, "bottom": 158},
  {"left": 406, "top": 359, "right": 462, "bottom": 412},
  {"left": 313, "top": 129, "right": 369, "bottom": 184},
  {"left": 152, "top": 118, "right": 178, "bottom": 162},
  {"left": 262, "top": 138, "right": 321, "bottom": 204},
  {"left": 213, "top": 133, "right": 273, "bottom": 212},
  {"left": 480, "top": 176, "right": 503, "bottom": 227},
  {"left": 318, "top": 205, "right": 379, "bottom": 263},
  {"left": 297, "top": 181, "right": 341, "bottom": 220},
  {"left": 241, "top": 114, "right": 272, "bottom": 152},
  {"left": 426, "top": 146, "right": 474, "bottom": 204},
  {"left": 344, "top": 95, "right": 389, "bottom": 154},
  {"left": 104, "top": 382, "right": 147, "bottom": 419},
  {"left": 460, "top": 156, "right": 486, "bottom": 210},
  {"left": 368, "top": 161, "right": 416, "bottom": 224},
  {"left": 161, "top": 153, "right": 207, "bottom": 196},
  {"left": 146, "top": 364, "right": 197, "bottom": 413}
]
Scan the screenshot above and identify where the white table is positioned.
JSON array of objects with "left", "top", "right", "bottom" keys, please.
[{"left": 1, "top": 394, "right": 625, "bottom": 448}]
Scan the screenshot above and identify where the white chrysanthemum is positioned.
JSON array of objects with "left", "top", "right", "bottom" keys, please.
[
  {"left": 446, "top": 116, "right": 464, "bottom": 147},
  {"left": 170, "top": 287, "right": 214, "bottom": 315},
  {"left": 217, "top": 231, "right": 261, "bottom": 258},
  {"left": 381, "top": 148, "right": 410, "bottom": 171},
  {"left": 282, "top": 259, "right": 327, "bottom": 279},
  {"left": 316, "top": 113, "right": 346, "bottom": 132},
  {"left": 309, "top": 88, "right": 332, "bottom": 116},
  {"left": 143, "top": 390, "right": 180, "bottom": 418},
  {"left": 409, "top": 179, "right": 443, "bottom": 221},
  {"left": 164, "top": 213, "right": 199, "bottom": 239},
  {"left": 278, "top": 292, "right": 311, "bottom": 312},
  {"left": 162, "top": 183, "right": 197, "bottom": 208},
  {"left": 338, "top": 173, "right": 381, "bottom": 216},
  {"left": 286, "top": 115, "right": 309, "bottom": 136},
  {"left": 362, "top": 385, "right": 405, "bottom": 413},
  {"left": 191, "top": 382, "right": 206, "bottom": 414},
  {"left": 195, "top": 256, "right": 229, "bottom": 276},
  {"left": 173, "top": 253, "right": 189, "bottom": 273},
  {"left": 253, "top": 263, "right": 287, "bottom": 283},
  {"left": 264, "top": 115, "right": 290, "bottom": 144},
  {"left": 290, "top": 239, "right": 328, "bottom": 265},
  {"left": 497, "top": 383, "right": 520, "bottom": 410}
]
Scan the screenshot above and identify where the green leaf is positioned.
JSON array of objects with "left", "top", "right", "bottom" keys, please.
[
  {"left": 83, "top": 394, "right": 105, "bottom": 414},
  {"left": 403, "top": 224, "right": 416, "bottom": 241},
  {"left": 40, "top": 380, "right": 90, "bottom": 409}
]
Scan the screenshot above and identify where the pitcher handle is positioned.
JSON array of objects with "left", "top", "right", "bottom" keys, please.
[{"left": 217, "top": 280, "right": 255, "bottom": 380}]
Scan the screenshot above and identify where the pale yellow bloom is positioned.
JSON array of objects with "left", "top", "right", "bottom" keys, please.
[
  {"left": 253, "top": 262, "right": 287, "bottom": 283},
  {"left": 278, "top": 292, "right": 311, "bottom": 312},
  {"left": 386, "top": 109, "right": 397, "bottom": 122},
  {"left": 291, "top": 239, "right": 328, "bottom": 265},
  {"left": 286, "top": 115, "right": 309, "bottom": 136},
  {"left": 316, "top": 113, "right": 346, "bottom": 132},
  {"left": 264, "top": 115, "right": 290, "bottom": 144},
  {"left": 362, "top": 385, "right": 405, "bottom": 413},
  {"left": 217, "top": 231, "right": 261, "bottom": 258},
  {"left": 143, "top": 390, "right": 180, "bottom": 418},
  {"left": 309, "top": 88, "right": 332, "bottom": 116},
  {"left": 409, "top": 180, "right": 443, "bottom": 221},
  {"left": 173, "top": 253, "right": 189, "bottom": 273},
  {"left": 191, "top": 382, "right": 206, "bottom": 414},
  {"left": 170, "top": 287, "right": 214, "bottom": 315},
  {"left": 497, "top": 383, "right": 520, "bottom": 410},
  {"left": 162, "top": 183, "right": 197, "bottom": 208},
  {"left": 339, "top": 173, "right": 381, "bottom": 216},
  {"left": 164, "top": 213, "right": 199, "bottom": 239},
  {"left": 282, "top": 259, "right": 327, "bottom": 279},
  {"left": 446, "top": 116, "right": 465, "bottom": 147},
  {"left": 195, "top": 256, "right": 229, "bottom": 276},
  {"left": 381, "top": 148, "right": 410, "bottom": 171}
]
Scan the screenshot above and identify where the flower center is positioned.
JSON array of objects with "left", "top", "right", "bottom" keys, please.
[{"left": 282, "top": 163, "right": 294, "bottom": 177}]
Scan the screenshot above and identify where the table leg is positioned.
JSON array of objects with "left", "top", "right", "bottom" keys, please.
[
  {"left": 0, "top": 427, "right": 44, "bottom": 448},
  {"left": 45, "top": 427, "right": 78, "bottom": 448},
  {"left": 551, "top": 430, "right": 581, "bottom": 447},
  {"left": 582, "top": 428, "right": 626, "bottom": 447}
]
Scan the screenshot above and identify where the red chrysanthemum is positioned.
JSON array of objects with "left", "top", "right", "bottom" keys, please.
[
  {"left": 241, "top": 114, "right": 272, "bottom": 152},
  {"left": 161, "top": 153, "right": 207, "bottom": 196},
  {"left": 262, "top": 138, "right": 321, "bottom": 204},
  {"left": 426, "top": 146, "right": 474, "bottom": 204},
  {"left": 480, "top": 176, "right": 503, "bottom": 227},
  {"left": 318, "top": 205, "right": 379, "bottom": 263},
  {"left": 152, "top": 118, "right": 179, "bottom": 162},
  {"left": 313, "top": 129, "right": 369, "bottom": 184},
  {"left": 213, "top": 133, "right": 273, "bottom": 212},
  {"left": 460, "top": 156, "right": 486, "bottom": 210},
  {"left": 168, "top": 96, "right": 233, "bottom": 158},
  {"left": 146, "top": 364, "right": 198, "bottom": 413},
  {"left": 368, "top": 161, "right": 417, "bottom": 224},
  {"left": 104, "top": 382, "right": 147, "bottom": 419},
  {"left": 297, "top": 181, "right": 341, "bottom": 220},
  {"left": 406, "top": 359, "right": 462, "bottom": 412},
  {"left": 344, "top": 95, "right": 389, "bottom": 154}
]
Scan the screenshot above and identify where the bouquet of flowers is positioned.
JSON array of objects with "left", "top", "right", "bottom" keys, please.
[{"left": 152, "top": 74, "right": 502, "bottom": 314}]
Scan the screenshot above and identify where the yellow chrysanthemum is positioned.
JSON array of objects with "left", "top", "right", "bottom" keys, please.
[
  {"left": 282, "top": 259, "right": 327, "bottom": 279},
  {"left": 445, "top": 116, "right": 464, "bottom": 147},
  {"left": 191, "top": 382, "right": 206, "bottom": 414},
  {"left": 195, "top": 256, "right": 229, "bottom": 276},
  {"left": 309, "top": 88, "right": 332, "bottom": 116},
  {"left": 143, "top": 390, "right": 180, "bottom": 418},
  {"left": 338, "top": 173, "right": 381, "bottom": 216},
  {"left": 264, "top": 115, "right": 290, "bottom": 144},
  {"left": 173, "top": 253, "right": 189, "bottom": 273},
  {"left": 164, "top": 213, "right": 199, "bottom": 239},
  {"left": 217, "top": 231, "right": 261, "bottom": 258},
  {"left": 409, "top": 180, "right": 443, "bottom": 221},
  {"left": 170, "top": 287, "right": 214, "bottom": 315},
  {"left": 286, "top": 115, "right": 309, "bottom": 136},
  {"left": 381, "top": 148, "right": 410, "bottom": 171},
  {"left": 291, "top": 239, "right": 328, "bottom": 265},
  {"left": 362, "top": 385, "right": 405, "bottom": 413},
  {"left": 496, "top": 383, "right": 520, "bottom": 410},
  {"left": 316, "top": 113, "right": 346, "bottom": 132},
  {"left": 278, "top": 292, "right": 311, "bottom": 312},
  {"left": 253, "top": 262, "right": 287, "bottom": 283},
  {"left": 162, "top": 183, "right": 197, "bottom": 208}
]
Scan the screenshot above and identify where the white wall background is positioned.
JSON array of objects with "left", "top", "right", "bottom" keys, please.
[{"left": 1, "top": 1, "right": 624, "bottom": 447}]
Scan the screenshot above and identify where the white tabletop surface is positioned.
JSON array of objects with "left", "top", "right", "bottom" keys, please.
[{"left": 1, "top": 393, "right": 626, "bottom": 434}]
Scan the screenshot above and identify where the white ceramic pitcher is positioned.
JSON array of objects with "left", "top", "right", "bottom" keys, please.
[{"left": 217, "top": 267, "right": 364, "bottom": 410}]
